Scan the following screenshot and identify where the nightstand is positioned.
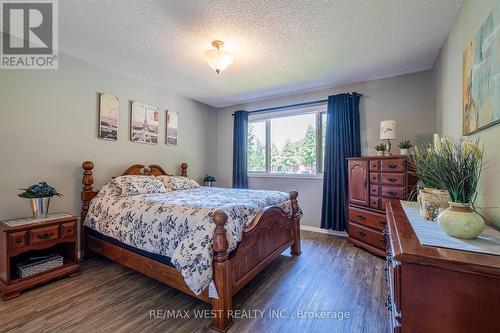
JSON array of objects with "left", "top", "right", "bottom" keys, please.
[{"left": 0, "top": 213, "right": 80, "bottom": 300}]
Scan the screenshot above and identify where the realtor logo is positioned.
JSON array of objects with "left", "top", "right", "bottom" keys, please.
[{"left": 1, "top": 0, "right": 58, "bottom": 69}]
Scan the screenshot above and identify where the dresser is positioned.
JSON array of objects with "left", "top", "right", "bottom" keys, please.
[
  {"left": 0, "top": 213, "right": 80, "bottom": 300},
  {"left": 347, "top": 156, "right": 417, "bottom": 256},
  {"left": 385, "top": 200, "right": 500, "bottom": 333}
]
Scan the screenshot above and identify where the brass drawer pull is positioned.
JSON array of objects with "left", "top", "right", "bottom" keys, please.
[
  {"left": 356, "top": 214, "right": 365, "bottom": 220},
  {"left": 37, "top": 232, "right": 54, "bottom": 239},
  {"left": 387, "top": 191, "right": 397, "bottom": 196},
  {"left": 388, "top": 164, "right": 397, "bottom": 169},
  {"left": 387, "top": 177, "right": 397, "bottom": 182},
  {"left": 16, "top": 238, "right": 22, "bottom": 244}
]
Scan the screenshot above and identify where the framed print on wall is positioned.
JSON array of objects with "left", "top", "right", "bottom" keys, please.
[
  {"left": 130, "top": 101, "right": 159, "bottom": 144},
  {"left": 98, "top": 93, "right": 119, "bottom": 141},
  {"left": 462, "top": 1, "right": 500, "bottom": 135},
  {"left": 166, "top": 110, "right": 179, "bottom": 146}
]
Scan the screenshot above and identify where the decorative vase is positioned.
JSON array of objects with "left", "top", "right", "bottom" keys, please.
[
  {"left": 418, "top": 188, "right": 450, "bottom": 221},
  {"left": 437, "top": 202, "right": 485, "bottom": 239},
  {"left": 30, "top": 197, "right": 50, "bottom": 219},
  {"left": 376, "top": 151, "right": 384, "bottom": 156},
  {"left": 204, "top": 181, "right": 213, "bottom": 187},
  {"left": 400, "top": 148, "right": 409, "bottom": 155}
]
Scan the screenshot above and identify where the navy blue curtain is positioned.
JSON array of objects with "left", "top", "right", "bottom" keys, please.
[
  {"left": 232, "top": 111, "right": 249, "bottom": 188},
  {"left": 321, "top": 93, "right": 361, "bottom": 231}
]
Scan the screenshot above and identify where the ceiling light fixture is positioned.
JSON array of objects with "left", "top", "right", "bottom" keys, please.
[{"left": 204, "top": 40, "right": 234, "bottom": 74}]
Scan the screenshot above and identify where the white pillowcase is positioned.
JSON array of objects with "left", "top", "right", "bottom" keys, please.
[
  {"left": 112, "top": 176, "right": 167, "bottom": 196},
  {"left": 155, "top": 175, "right": 174, "bottom": 192},
  {"left": 170, "top": 176, "right": 200, "bottom": 190}
]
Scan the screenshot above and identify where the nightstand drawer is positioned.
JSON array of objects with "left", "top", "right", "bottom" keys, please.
[
  {"left": 61, "top": 222, "right": 76, "bottom": 238},
  {"left": 9, "top": 231, "right": 27, "bottom": 249},
  {"left": 30, "top": 225, "right": 59, "bottom": 244}
]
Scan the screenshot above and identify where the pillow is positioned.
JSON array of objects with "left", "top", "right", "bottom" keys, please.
[
  {"left": 170, "top": 176, "right": 200, "bottom": 190},
  {"left": 155, "top": 175, "right": 174, "bottom": 192},
  {"left": 112, "top": 176, "right": 167, "bottom": 196}
]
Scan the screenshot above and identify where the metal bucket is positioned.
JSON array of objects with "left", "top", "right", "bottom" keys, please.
[{"left": 31, "top": 197, "right": 51, "bottom": 219}]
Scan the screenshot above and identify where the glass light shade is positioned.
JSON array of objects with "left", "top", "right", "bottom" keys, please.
[
  {"left": 204, "top": 49, "right": 234, "bottom": 74},
  {"left": 380, "top": 120, "right": 397, "bottom": 140}
]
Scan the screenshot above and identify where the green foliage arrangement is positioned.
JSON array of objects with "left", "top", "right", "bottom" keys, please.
[
  {"left": 398, "top": 140, "right": 413, "bottom": 149},
  {"left": 410, "top": 135, "right": 483, "bottom": 203},
  {"left": 374, "top": 143, "right": 386, "bottom": 151},
  {"left": 18, "top": 182, "right": 62, "bottom": 199}
]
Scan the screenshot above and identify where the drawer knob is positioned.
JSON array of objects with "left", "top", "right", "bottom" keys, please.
[
  {"left": 387, "top": 177, "right": 397, "bottom": 182},
  {"left": 357, "top": 231, "right": 367, "bottom": 237},
  {"left": 387, "top": 191, "right": 397, "bottom": 196},
  {"left": 388, "top": 164, "right": 397, "bottom": 169},
  {"left": 356, "top": 214, "right": 365, "bottom": 220},
  {"left": 16, "top": 238, "right": 22, "bottom": 244},
  {"left": 37, "top": 232, "right": 54, "bottom": 239}
]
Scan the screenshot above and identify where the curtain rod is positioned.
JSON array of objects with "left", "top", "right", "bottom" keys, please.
[{"left": 232, "top": 93, "right": 362, "bottom": 116}]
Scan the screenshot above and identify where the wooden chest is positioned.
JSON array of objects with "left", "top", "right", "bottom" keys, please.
[{"left": 346, "top": 156, "right": 417, "bottom": 256}]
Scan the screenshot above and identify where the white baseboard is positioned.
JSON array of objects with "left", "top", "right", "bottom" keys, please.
[{"left": 300, "top": 225, "right": 347, "bottom": 237}]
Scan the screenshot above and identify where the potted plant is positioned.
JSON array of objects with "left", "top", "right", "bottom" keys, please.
[
  {"left": 203, "top": 175, "right": 216, "bottom": 187},
  {"left": 433, "top": 138, "right": 485, "bottom": 239},
  {"left": 374, "top": 143, "right": 386, "bottom": 156},
  {"left": 18, "top": 182, "right": 62, "bottom": 219},
  {"left": 398, "top": 140, "right": 413, "bottom": 155},
  {"left": 410, "top": 135, "right": 450, "bottom": 220}
]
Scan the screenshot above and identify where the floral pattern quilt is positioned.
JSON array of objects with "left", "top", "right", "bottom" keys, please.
[{"left": 84, "top": 184, "right": 295, "bottom": 295}]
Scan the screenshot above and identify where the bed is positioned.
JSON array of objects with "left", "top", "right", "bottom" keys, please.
[{"left": 80, "top": 161, "right": 301, "bottom": 332}]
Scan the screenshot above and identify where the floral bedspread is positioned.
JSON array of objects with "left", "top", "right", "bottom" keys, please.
[{"left": 84, "top": 184, "right": 294, "bottom": 295}]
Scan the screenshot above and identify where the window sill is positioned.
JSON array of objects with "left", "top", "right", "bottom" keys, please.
[{"left": 249, "top": 173, "right": 324, "bottom": 180}]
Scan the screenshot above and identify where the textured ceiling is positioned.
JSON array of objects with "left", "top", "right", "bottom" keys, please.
[{"left": 59, "top": 0, "right": 463, "bottom": 107}]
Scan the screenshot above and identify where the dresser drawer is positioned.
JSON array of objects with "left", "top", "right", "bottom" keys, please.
[
  {"left": 370, "top": 172, "right": 380, "bottom": 184},
  {"left": 370, "top": 185, "right": 380, "bottom": 196},
  {"left": 349, "top": 222, "right": 386, "bottom": 250},
  {"left": 348, "top": 207, "right": 387, "bottom": 231},
  {"left": 9, "top": 231, "right": 27, "bottom": 249},
  {"left": 30, "top": 225, "right": 59, "bottom": 244},
  {"left": 381, "top": 159, "right": 405, "bottom": 172},
  {"left": 370, "top": 196, "right": 381, "bottom": 210},
  {"left": 369, "top": 159, "right": 380, "bottom": 171},
  {"left": 380, "top": 172, "right": 405, "bottom": 185},
  {"left": 61, "top": 222, "right": 76, "bottom": 238},
  {"left": 381, "top": 186, "right": 405, "bottom": 199}
]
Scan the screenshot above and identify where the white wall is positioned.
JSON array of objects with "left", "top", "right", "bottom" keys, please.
[
  {"left": 432, "top": 0, "right": 500, "bottom": 226},
  {"left": 216, "top": 71, "right": 435, "bottom": 227},
  {"left": 0, "top": 53, "right": 217, "bottom": 220}
]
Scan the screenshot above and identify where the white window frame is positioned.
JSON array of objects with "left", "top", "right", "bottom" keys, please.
[{"left": 247, "top": 104, "right": 327, "bottom": 178}]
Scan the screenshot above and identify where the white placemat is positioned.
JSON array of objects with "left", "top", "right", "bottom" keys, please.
[
  {"left": 401, "top": 201, "right": 500, "bottom": 256},
  {"left": 2, "top": 213, "right": 73, "bottom": 227}
]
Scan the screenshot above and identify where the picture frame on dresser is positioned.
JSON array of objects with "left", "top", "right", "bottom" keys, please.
[{"left": 346, "top": 156, "right": 418, "bottom": 257}]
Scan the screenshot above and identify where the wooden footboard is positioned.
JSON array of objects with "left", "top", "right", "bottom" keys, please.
[
  {"left": 80, "top": 161, "right": 301, "bottom": 333},
  {"left": 211, "top": 191, "right": 301, "bottom": 331}
]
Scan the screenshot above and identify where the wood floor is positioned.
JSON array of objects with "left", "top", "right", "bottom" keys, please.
[{"left": 0, "top": 231, "right": 389, "bottom": 333}]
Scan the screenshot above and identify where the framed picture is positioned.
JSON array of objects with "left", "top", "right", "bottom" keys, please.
[
  {"left": 462, "top": 1, "right": 500, "bottom": 135},
  {"left": 166, "top": 110, "right": 179, "bottom": 145},
  {"left": 98, "top": 93, "right": 119, "bottom": 141},
  {"left": 130, "top": 101, "right": 159, "bottom": 144}
]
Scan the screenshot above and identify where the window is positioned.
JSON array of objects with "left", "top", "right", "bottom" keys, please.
[{"left": 247, "top": 106, "right": 327, "bottom": 176}]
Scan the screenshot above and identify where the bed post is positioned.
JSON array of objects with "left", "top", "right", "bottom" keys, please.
[
  {"left": 180, "top": 163, "right": 188, "bottom": 177},
  {"left": 290, "top": 191, "right": 302, "bottom": 256},
  {"left": 81, "top": 161, "right": 94, "bottom": 259},
  {"left": 211, "top": 210, "right": 233, "bottom": 332}
]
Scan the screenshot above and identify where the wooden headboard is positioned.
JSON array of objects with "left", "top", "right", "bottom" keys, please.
[{"left": 80, "top": 161, "right": 188, "bottom": 222}]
